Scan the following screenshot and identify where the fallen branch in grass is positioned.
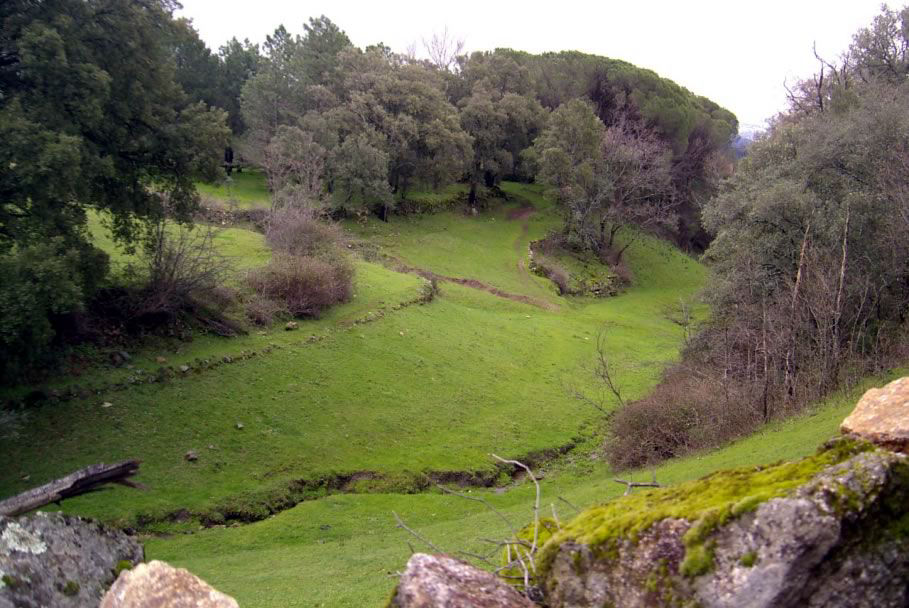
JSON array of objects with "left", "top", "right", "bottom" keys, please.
[
  {"left": 0, "top": 460, "right": 142, "bottom": 517},
  {"left": 613, "top": 477, "right": 661, "bottom": 496}
]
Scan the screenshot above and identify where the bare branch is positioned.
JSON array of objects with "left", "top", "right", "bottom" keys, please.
[
  {"left": 392, "top": 511, "right": 443, "bottom": 554},
  {"left": 422, "top": 26, "right": 465, "bottom": 72},
  {"left": 436, "top": 484, "right": 518, "bottom": 538},
  {"left": 613, "top": 478, "right": 661, "bottom": 496},
  {"left": 557, "top": 496, "right": 581, "bottom": 515},
  {"left": 491, "top": 454, "right": 540, "bottom": 553}
]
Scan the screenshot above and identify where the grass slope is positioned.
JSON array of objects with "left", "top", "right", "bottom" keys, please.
[
  {"left": 0, "top": 182, "right": 722, "bottom": 607},
  {"left": 147, "top": 372, "right": 900, "bottom": 607}
]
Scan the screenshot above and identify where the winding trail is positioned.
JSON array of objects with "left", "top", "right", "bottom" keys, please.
[{"left": 387, "top": 201, "right": 560, "bottom": 311}]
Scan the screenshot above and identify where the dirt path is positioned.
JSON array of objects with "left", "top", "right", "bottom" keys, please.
[
  {"left": 509, "top": 203, "right": 547, "bottom": 297},
  {"left": 394, "top": 262, "right": 558, "bottom": 311}
]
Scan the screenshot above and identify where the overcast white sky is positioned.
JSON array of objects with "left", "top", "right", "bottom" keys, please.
[{"left": 177, "top": 0, "right": 889, "bottom": 129}]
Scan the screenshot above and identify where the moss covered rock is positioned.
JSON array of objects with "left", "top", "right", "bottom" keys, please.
[{"left": 535, "top": 439, "right": 909, "bottom": 607}]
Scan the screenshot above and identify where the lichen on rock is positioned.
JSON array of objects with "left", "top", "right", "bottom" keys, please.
[
  {"left": 0, "top": 511, "right": 143, "bottom": 608},
  {"left": 534, "top": 439, "right": 909, "bottom": 607}
]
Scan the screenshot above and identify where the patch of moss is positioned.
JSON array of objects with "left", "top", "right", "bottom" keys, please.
[
  {"left": 739, "top": 551, "right": 757, "bottom": 567},
  {"left": 2, "top": 575, "right": 25, "bottom": 590},
  {"left": 680, "top": 543, "right": 714, "bottom": 577},
  {"left": 114, "top": 560, "right": 133, "bottom": 576},
  {"left": 62, "top": 581, "right": 80, "bottom": 596},
  {"left": 535, "top": 438, "right": 870, "bottom": 578}
]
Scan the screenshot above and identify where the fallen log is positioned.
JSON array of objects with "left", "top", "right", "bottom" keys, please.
[{"left": 0, "top": 460, "right": 141, "bottom": 517}]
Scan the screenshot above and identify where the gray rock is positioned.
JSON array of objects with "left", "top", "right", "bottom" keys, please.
[
  {"left": 390, "top": 553, "right": 536, "bottom": 608},
  {"left": 540, "top": 444, "right": 909, "bottom": 608},
  {"left": 100, "top": 560, "right": 238, "bottom": 608},
  {"left": 0, "top": 511, "right": 143, "bottom": 608}
]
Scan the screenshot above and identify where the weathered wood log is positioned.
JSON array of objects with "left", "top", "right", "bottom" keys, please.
[{"left": 0, "top": 460, "right": 141, "bottom": 517}]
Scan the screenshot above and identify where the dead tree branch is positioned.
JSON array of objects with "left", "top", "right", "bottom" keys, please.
[
  {"left": 436, "top": 484, "right": 518, "bottom": 538},
  {"left": 613, "top": 478, "right": 661, "bottom": 496},
  {"left": 491, "top": 454, "right": 540, "bottom": 552},
  {"left": 0, "top": 460, "right": 141, "bottom": 517},
  {"left": 392, "top": 511, "right": 443, "bottom": 554}
]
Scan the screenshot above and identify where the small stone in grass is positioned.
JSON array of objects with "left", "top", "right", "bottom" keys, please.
[
  {"left": 235, "top": 422, "right": 244, "bottom": 430},
  {"left": 102, "top": 401, "right": 113, "bottom": 408},
  {"left": 184, "top": 450, "right": 198, "bottom": 462}
]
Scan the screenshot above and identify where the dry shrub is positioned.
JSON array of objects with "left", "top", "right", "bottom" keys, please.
[
  {"left": 605, "top": 364, "right": 760, "bottom": 470},
  {"left": 139, "top": 221, "right": 232, "bottom": 318},
  {"left": 244, "top": 293, "right": 287, "bottom": 326},
  {"left": 203, "top": 285, "right": 239, "bottom": 312},
  {"left": 247, "top": 253, "right": 353, "bottom": 318},
  {"left": 265, "top": 207, "right": 347, "bottom": 257}
]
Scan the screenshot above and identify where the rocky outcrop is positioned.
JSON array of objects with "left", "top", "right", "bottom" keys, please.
[
  {"left": 385, "top": 378, "right": 909, "bottom": 607},
  {"left": 0, "top": 511, "right": 143, "bottom": 608},
  {"left": 841, "top": 376, "right": 909, "bottom": 452},
  {"left": 388, "top": 553, "right": 536, "bottom": 608},
  {"left": 537, "top": 440, "right": 909, "bottom": 607},
  {"left": 100, "top": 560, "right": 238, "bottom": 608}
]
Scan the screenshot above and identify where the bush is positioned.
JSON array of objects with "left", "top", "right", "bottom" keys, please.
[
  {"left": 138, "top": 221, "right": 232, "bottom": 318},
  {"left": 605, "top": 363, "right": 760, "bottom": 470},
  {"left": 265, "top": 207, "right": 347, "bottom": 258},
  {"left": 244, "top": 294, "right": 287, "bottom": 326},
  {"left": 247, "top": 253, "right": 353, "bottom": 318},
  {"left": 0, "top": 238, "right": 109, "bottom": 381}
]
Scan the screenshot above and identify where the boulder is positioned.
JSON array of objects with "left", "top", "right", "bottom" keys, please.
[
  {"left": 0, "top": 511, "right": 143, "bottom": 608},
  {"left": 100, "top": 560, "right": 238, "bottom": 608},
  {"left": 535, "top": 439, "right": 909, "bottom": 608},
  {"left": 389, "top": 553, "right": 536, "bottom": 608},
  {"left": 840, "top": 376, "right": 909, "bottom": 452}
]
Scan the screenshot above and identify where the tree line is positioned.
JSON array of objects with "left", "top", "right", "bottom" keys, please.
[
  {"left": 607, "top": 4, "right": 909, "bottom": 470},
  {"left": 0, "top": 1, "right": 737, "bottom": 380}
]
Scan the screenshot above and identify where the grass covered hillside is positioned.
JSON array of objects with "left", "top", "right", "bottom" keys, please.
[
  {"left": 1, "top": 182, "right": 708, "bottom": 601},
  {"left": 1, "top": 180, "right": 898, "bottom": 606}
]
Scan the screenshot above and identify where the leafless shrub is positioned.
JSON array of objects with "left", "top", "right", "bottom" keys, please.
[
  {"left": 247, "top": 253, "right": 353, "bottom": 318},
  {"left": 138, "top": 220, "right": 233, "bottom": 318},
  {"left": 265, "top": 207, "right": 347, "bottom": 257},
  {"left": 243, "top": 293, "right": 288, "bottom": 326}
]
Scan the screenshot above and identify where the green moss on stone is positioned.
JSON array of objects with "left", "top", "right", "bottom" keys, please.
[
  {"left": 740, "top": 551, "right": 757, "bottom": 567},
  {"left": 114, "top": 560, "right": 133, "bottom": 576},
  {"left": 62, "top": 581, "right": 80, "bottom": 596},
  {"left": 535, "top": 438, "right": 870, "bottom": 578},
  {"left": 680, "top": 543, "right": 714, "bottom": 577}
]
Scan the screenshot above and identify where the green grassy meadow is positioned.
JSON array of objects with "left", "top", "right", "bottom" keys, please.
[{"left": 0, "top": 181, "right": 887, "bottom": 606}]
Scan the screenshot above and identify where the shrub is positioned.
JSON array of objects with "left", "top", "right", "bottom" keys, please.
[
  {"left": 244, "top": 294, "right": 287, "bottom": 326},
  {"left": 605, "top": 363, "right": 760, "bottom": 470},
  {"left": 138, "top": 221, "right": 232, "bottom": 318},
  {"left": 247, "top": 253, "right": 353, "bottom": 318},
  {"left": 0, "top": 238, "right": 109, "bottom": 381},
  {"left": 265, "top": 207, "right": 347, "bottom": 258}
]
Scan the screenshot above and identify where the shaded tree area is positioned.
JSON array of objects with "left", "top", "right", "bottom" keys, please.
[
  {"left": 606, "top": 4, "right": 909, "bottom": 470},
  {"left": 0, "top": 0, "right": 229, "bottom": 379},
  {"left": 231, "top": 19, "right": 735, "bottom": 232}
]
